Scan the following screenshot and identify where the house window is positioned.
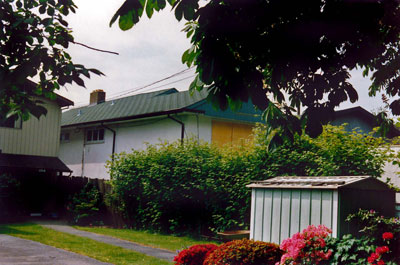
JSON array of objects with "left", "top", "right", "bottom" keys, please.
[
  {"left": 60, "top": 132, "right": 70, "bottom": 142},
  {"left": 0, "top": 116, "right": 22, "bottom": 129},
  {"left": 86, "top": 128, "right": 105, "bottom": 143}
]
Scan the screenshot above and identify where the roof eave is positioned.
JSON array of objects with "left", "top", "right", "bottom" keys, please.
[
  {"left": 61, "top": 108, "right": 205, "bottom": 128},
  {"left": 56, "top": 94, "right": 74, "bottom": 107}
]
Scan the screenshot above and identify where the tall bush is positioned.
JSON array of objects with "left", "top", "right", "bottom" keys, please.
[{"left": 107, "top": 124, "right": 393, "bottom": 234}]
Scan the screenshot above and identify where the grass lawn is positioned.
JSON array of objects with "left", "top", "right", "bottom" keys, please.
[
  {"left": 0, "top": 223, "right": 171, "bottom": 265},
  {"left": 75, "top": 226, "right": 220, "bottom": 251}
]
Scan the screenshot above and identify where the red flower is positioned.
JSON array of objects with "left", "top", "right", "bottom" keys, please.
[
  {"left": 174, "top": 244, "right": 218, "bottom": 265},
  {"left": 368, "top": 253, "right": 379, "bottom": 264},
  {"left": 377, "top": 260, "right": 385, "bottom": 265},
  {"left": 382, "top": 232, "right": 394, "bottom": 240},
  {"left": 375, "top": 246, "right": 389, "bottom": 255}
]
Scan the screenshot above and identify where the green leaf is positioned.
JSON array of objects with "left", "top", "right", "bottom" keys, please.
[
  {"left": 119, "top": 10, "right": 139, "bottom": 30},
  {"left": 174, "top": 2, "right": 184, "bottom": 21},
  {"left": 156, "top": 0, "right": 166, "bottom": 9},
  {"left": 88, "top": 68, "right": 104, "bottom": 76},
  {"left": 73, "top": 76, "right": 85, "bottom": 87},
  {"left": 47, "top": 7, "right": 55, "bottom": 16},
  {"left": 145, "top": 0, "right": 155, "bottom": 18}
]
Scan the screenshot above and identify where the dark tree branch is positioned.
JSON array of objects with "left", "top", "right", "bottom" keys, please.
[{"left": 72, "top": 41, "right": 119, "bottom": 55}]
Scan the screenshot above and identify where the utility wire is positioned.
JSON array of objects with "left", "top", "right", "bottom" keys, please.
[
  {"left": 107, "top": 67, "right": 194, "bottom": 100},
  {"left": 108, "top": 75, "right": 195, "bottom": 100},
  {"left": 72, "top": 73, "right": 196, "bottom": 108},
  {"left": 113, "top": 75, "right": 196, "bottom": 98},
  {"left": 72, "top": 67, "right": 194, "bottom": 106}
]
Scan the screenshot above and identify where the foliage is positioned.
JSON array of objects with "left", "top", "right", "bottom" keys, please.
[
  {"left": 107, "top": 138, "right": 256, "bottom": 234},
  {"left": 346, "top": 209, "right": 400, "bottom": 239},
  {"left": 278, "top": 225, "right": 332, "bottom": 265},
  {"left": 323, "top": 235, "right": 376, "bottom": 265},
  {"left": 173, "top": 244, "right": 218, "bottom": 265},
  {"left": 203, "top": 239, "right": 282, "bottom": 265},
  {"left": 254, "top": 124, "right": 391, "bottom": 178},
  {"left": 323, "top": 209, "right": 400, "bottom": 265},
  {"left": 0, "top": 0, "right": 103, "bottom": 121},
  {"left": 367, "top": 237, "right": 398, "bottom": 265},
  {"left": 0, "top": 223, "right": 170, "bottom": 265},
  {"left": 107, "top": 124, "right": 392, "bottom": 234},
  {"left": 67, "top": 183, "right": 104, "bottom": 226},
  {"left": 346, "top": 209, "right": 400, "bottom": 264},
  {"left": 111, "top": 0, "right": 400, "bottom": 138}
]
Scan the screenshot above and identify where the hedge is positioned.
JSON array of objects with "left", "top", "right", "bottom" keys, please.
[{"left": 107, "top": 124, "right": 392, "bottom": 234}]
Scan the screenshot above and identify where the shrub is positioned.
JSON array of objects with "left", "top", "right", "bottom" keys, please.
[
  {"left": 278, "top": 225, "right": 332, "bottom": 265},
  {"left": 107, "top": 124, "right": 392, "bottom": 234},
  {"left": 173, "top": 244, "right": 218, "bottom": 265},
  {"left": 203, "top": 239, "right": 282, "bottom": 265},
  {"left": 67, "top": 183, "right": 104, "bottom": 225},
  {"left": 346, "top": 209, "right": 400, "bottom": 264},
  {"left": 323, "top": 234, "right": 375, "bottom": 265},
  {"left": 322, "top": 210, "right": 400, "bottom": 265}
]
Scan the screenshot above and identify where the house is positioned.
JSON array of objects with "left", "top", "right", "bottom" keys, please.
[
  {"left": 331, "top": 106, "right": 400, "bottom": 138},
  {"left": 0, "top": 81, "right": 73, "bottom": 216},
  {"left": 330, "top": 106, "right": 400, "bottom": 209},
  {"left": 59, "top": 89, "right": 264, "bottom": 179},
  {"left": 0, "top": 89, "right": 73, "bottom": 174}
]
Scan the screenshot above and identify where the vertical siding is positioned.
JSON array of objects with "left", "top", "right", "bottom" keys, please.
[
  {"left": 0, "top": 98, "right": 61, "bottom": 157},
  {"left": 250, "top": 188, "right": 336, "bottom": 244},
  {"left": 300, "top": 190, "right": 311, "bottom": 231},
  {"left": 250, "top": 189, "right": 256, "bottom": 239},
  {"left": 280, "top": 190, "right": 291, "bottom": 242},
  {"left": 254, "top": 189, "right": 265, "bottom": 241},
  {"left": 262, "top": 190, "right": 273, "bottom": 242},
  {"left": 332, "top": 190, "right": 339, "bottom": 237}
]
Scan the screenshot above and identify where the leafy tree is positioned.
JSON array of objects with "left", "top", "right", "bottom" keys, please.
[
  {"left": 0, "top": 0, "right": 103, "bottom": 121},
  {"left": 111, "top": 0, "right": 400, "bottom": 138}
]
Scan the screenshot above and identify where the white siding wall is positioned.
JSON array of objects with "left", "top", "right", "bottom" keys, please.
[
  {"left": 383, "top": 146, "right": 400, "bottom": 203},
  {"left": 250, "top": 188, "right": 338, "bottom": 244},
  {"left": 59, "top": 114, "right": 212, "bottom": 179},
  {"left": 0, "top": 99, "right": 61, "bottom": 157}
]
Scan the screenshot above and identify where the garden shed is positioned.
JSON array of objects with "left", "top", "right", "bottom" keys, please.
[{"left": 247, "top": 176, "right": 395, "bottom": 244}]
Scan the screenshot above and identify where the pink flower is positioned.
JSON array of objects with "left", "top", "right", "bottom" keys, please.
[
  {"left": 279, "top": 225, "right": 332, "bottom": 265},
  {"left": 382, "top": 232, "right": 394, "bottom": 240}
]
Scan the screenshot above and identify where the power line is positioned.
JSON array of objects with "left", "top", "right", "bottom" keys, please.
[
  {"left": 117, "top": 75, "right": 196, "bottom": 97},
  {"left": 107, "top": 68, "right": 194, "bottom": 100},
  {"left": 72, "top": 73, "right": 196, "bottom": 108},
  {"left": 72, "top": 67, "right": 194, "bottom": 105}
]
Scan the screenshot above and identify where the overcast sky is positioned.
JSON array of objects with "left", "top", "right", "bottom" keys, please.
[{"left": 59, "top": 0, "right": 386, "bottom": 113}]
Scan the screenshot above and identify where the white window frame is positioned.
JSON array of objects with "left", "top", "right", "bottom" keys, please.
[{"left": 85, "top": 128, "right": 105, "bottom": 144}]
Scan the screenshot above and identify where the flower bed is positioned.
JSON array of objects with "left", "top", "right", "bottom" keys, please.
[{"left": 173, "top": 210, "right": 400, "bottom": 265}]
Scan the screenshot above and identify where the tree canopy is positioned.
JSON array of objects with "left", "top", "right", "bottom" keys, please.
[
  {"left": 111, "top": 0, "right": 400, "bottom": 138},
  {"left": 0, "top": 0, "right": 103, "bottom": 121}
]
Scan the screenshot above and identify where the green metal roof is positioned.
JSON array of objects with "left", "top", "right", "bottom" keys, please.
[{"left": 61, "top": 89, "right": 208, "bottom": 127}]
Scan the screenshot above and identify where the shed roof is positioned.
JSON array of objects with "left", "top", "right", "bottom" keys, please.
[
  {"left": 247, "top": 176, "right": 373, "bottom": 189},
  {"left": 61, "top": 89, "right": 208, "bottom": 127}
]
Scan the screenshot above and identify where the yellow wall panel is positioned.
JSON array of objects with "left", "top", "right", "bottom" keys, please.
[{"left": 212, "top": 120, "right": 254, "bottom": 147}]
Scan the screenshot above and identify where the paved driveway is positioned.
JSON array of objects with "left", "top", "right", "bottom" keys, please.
[{"left": 0, "top": 234, "right": 111, "bottom": 265}]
